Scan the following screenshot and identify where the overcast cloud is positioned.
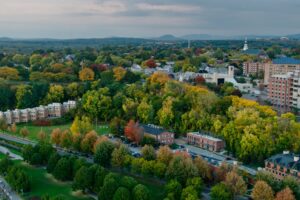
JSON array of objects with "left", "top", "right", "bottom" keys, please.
[{"left": 0, "top": 0, "right": 299, "bottom": 38}]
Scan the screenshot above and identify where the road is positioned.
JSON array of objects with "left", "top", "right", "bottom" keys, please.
[
  {"left": 0, "top": 146, "right": 22, "bottom": 160},
  {"left": 175, "top": 138, "right": 257, "bottom": 176}
]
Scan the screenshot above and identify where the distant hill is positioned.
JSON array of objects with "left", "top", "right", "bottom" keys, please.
[{"left": 153, "top": 34, "right": 183, "bottom": 41}]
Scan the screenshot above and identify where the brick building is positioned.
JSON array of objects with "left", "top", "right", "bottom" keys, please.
[
  {"left": 187, "top": 132, "right": 225, "bottom": 152},
  {"left": 268, "top": 70, "right": 300, "bottom": 111},
  {"left": 141, "top": 124, "right": 174, "bottom": 145},
  {"left": 265, "top": 151, "right": 300, "bottom": 180},
  {"left": 243, "top": 62, "right": 264, "bottom": 76},
  {"left": 264, "top": 57, "right": 300, "bottom": 85}
]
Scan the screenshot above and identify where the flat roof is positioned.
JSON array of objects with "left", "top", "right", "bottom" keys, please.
[{"left": 188, "top": 132, "right": 223, "bottom": 142}]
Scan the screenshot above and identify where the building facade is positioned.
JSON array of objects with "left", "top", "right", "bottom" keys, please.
[
  {"left": 141, "top": 124, "right": 174, "bottom": 145},
  {"left": 0, "top": 100, "right": 77, "bottom": 124},
  {"left": 187, "top": 132, "right": 225, "bottom": 152},
  {"left": 264, "top": 57, "right": 300, "bottom": 85},
  {"left": 243, "top": 62, "right": 264, "bottom": 76},
  {"left": 268, "top": 70, "right": 300, "bottom": 111},
  {"left": 264, "top": 151, "right": 300, "bottom": 180}
]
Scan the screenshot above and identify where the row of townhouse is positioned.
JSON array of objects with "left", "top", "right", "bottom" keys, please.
[{"left": 0, "top": 101, "right": 76, "bottom": 124}]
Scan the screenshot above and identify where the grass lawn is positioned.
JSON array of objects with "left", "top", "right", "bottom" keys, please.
[
  {"left": 20, "top": 163, "right": 94, "bottom": 200},
  {"left": 5, "top": 122, "right": 110, "bottom": 142}
]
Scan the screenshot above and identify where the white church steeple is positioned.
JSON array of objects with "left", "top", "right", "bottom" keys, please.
[{"left": 243, "top": 37, "right": 248, "bottom": 51}]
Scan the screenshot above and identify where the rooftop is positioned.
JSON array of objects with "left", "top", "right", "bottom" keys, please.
[
  {"left": 266, "top": 152, "right": 300, "bottom": 171},
  {"left": 141, "top": 124, "right": 170, "bottom": 135},
  {"left": 272, "top": 57, "right": 300, "bottom": 65},
  {"left": 188, "top": 132, "right": 223, "bottom": 142},
  {"left": 242, "top": 49, "right": 262, "bottom": 55}
]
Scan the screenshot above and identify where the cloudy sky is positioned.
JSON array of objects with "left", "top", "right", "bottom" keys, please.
[{"left": 0, "top": 0, "right": 299, "bottom": 38}]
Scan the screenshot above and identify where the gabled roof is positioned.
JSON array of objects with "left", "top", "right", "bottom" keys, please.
[
  {"left": 266, "top": 153, "right": 300, "bottom": 171},
  {"left": 141, "top": 124, "right": 170, "bottom": 135},
  {"left": 272, "top": 57, "right": 300, "bottom": 65}
]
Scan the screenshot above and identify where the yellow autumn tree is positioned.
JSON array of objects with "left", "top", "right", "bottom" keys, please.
[
  {"left": 79, "top": 68, "right": 95, "bottom": 81},
  {"left": 113, "top": 67, "right": 127, "bottom": 81}
]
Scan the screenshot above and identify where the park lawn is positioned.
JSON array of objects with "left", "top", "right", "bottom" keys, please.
[
  {"left": 20, "top": 163, "right": 93, "bottom": 200},
  {"left": 6, "top": 122, "right": 110, "bottom": 142}
]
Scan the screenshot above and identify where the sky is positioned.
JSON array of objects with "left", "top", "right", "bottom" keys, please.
[{"left": 0, "top": 0, "right": 300, "bottom": 39}]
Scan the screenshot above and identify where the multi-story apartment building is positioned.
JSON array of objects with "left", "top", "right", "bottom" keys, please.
[
  {"left": 264, "top": 57, "right": 300, "bottom": 85},
  {"left": 0, "top": 101, "right": 77, "bottom": 124},
  {"left": 264, "top": 151, "right": 300, "bottom": 180},
  {"left": 47, "top": 103, "right": 63, "bottom": 118},
  {"left": 141, "top": 124, "right": 174, "bottom": 145},
  {"left": 187, "top": 132, "right": 225, "bottom": 152},
  {"left": 268, "top": 70, "right": 300, "bottom": 111},
  {"left": 243, "top": 62, "right": 264, "bottom": 76}
]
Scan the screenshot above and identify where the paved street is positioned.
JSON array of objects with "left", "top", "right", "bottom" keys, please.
[{"left": 0, "top": 146, "right": 22, "bottom": 160}]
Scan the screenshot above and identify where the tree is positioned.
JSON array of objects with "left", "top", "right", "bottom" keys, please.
[
  {"left": 53, "top": 157, "right": 72, "bottom": 181},
  {"left": 20, "top": 127, "right": 29, "bottom": 138},
  {"left": 110, "top": 117, "right": 125, "bottom": 136},
  {"left": 46, "top": 153, "right": 61, "bottom": 173},
  {"left": 94, "top": 166, "right": 107, "bottom": 192},
  {"left": 165, "top": 180, "right": 182, "bottom": 200},
  {"left": 44, "top": 85, "right": 64, "bottom": 104},
  {"left": 0, "top": 155, "right": 13, "bottom": 175},
  {"left": 111, "top": 145, "right": 129, "bottom": 168},
  {"left": 80, "top": 130, "right": 98, "bottom": 153},
  {"left": 153, "top": 162, "right": 166, "bottom": 179},
  {"left": 124, "top": 120, "right": 143, "bottom": 144},
  {"left": 79, "top": 68, "right": 95, "bottom": 81},
  {"left": 98, "top": 175, "right": 119, "bottom": 200},
  {"left": 251, "top": 181, "right": 274, "bottom": 200},
  {"left": 6, "top": 166, "right": 31, "bottom": 193},
  {"left": 195, "top": 76, "right": 206, "bottom": 84},
  {"left": 70, "top": 116, "right": 93, "bottom": 135},
  {"left": 157, "top": 97, "right": 174, "bottom": 128},
  {"left": 141, "top": 145, "right": 156, "bottom": 161},
  {"left": 194, "top": 156, "right": 212, "bottom": 181},
  {"left": 0, "top": 118, "right": 8, "bottom": 131},
  {"left": 186, "top": 177, "right": 203, "bottom": 197},
  {"left": 224, "top": 171, "right": 247, "bottom": 198},
  {"left": 144, "top": 59, "right": 157, "bottom": 68},
  {"left": 181, "top": 186, "right": 198, "bottom": 200},
  {"left": 11, "top": 123, "right": 17, "bottom": 133},
  {"left": 16, "top": 85, "right": 33, "bottom": 108},
  {"left": 120, "top": 176, "right": 138, "bottom": 191},
  {"left": 37, "top": 130, "right": 47, "bottom": 141},
  {"left": 113, "top": 67, "right": 127, "bottom": 81},
  {"left": 0, "top": 67, "right": 19, "bottom": 80},
  {"left": 60, "top": 130, "right": 72, "bottom": 148},
  {"left": 275, "top": 187, "right": 296, "bottom": 200},
  {"left": 137, "top": 100, "right": 154, "bottom": 123},
  {"left": 210, "top": 183, "right": 233, "bottom": 200},
  {"left": 51, "top": 128, "right": 62, "bottom": 145},
  {"left": 282, "top": 176, "right": 300, "bottom": 199},
  {"left": 113, "top": 187, "right": 131, "bottom": 200},
  {"left": 94, "top": 141, "right": 115, "bottom": 167},
  {"left": 72, "top": 166, "right": 90, "bottom": 193},
  {"left": 133, "top": 184, "right": 150, "bottom": 200},
  {"left": 166, "top": 153, "right": 198, "bottom": 184}
]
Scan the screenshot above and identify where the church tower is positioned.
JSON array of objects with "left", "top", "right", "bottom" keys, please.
[{"left": 243, "top": 37, "right": 248, "bottom": 51}]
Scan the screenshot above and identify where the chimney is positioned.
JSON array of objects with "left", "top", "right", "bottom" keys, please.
[
  {"left": 294, "top": 156, "right": 299, "bottom": 162},
  {"left": 283, "top": 150, "right": 290, "bottom": 155}
]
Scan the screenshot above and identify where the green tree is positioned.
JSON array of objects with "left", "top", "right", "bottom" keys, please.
[
  {"left": 44, "top": 85, "right": 64, "bottom": 104},
  {"left": 224, "top": 171, "right": 247, "bottom": 198},
  {"left": 133, "top": 184, "right": 150, "bottom": 200},
  {"left": 98, "top": 175, "right": 119, "bottom": 200},
  {"left": 7, "top": 166, "right": 31, "bottom": 193},
  {"left": 94, "top": 141, "right": 115, "bottom": 167},
  {"left": 16, "top": 85, "right": 33, "bottom": 108},
  {"left": 120, "top": 176, "right": 138, "bottom": 191},
  {"left": 186, "top": 177, "right": 203, "bottom": 197},
  {"left": 72, "top": 166, "right": 90, "bottom": 193},
  {"left": 181, "top": 186, "right": 198, "bottom": 200},
  {"left": 111, "top": 145, "right": 129, "bottom": 168},
  {"left": 137, "top": 99, "right": 154, "bottom": 123},
  {"left": 113, "top": 187, "right": 131, "bottom": 200},
  {"left": 141, "top": 145, "right": 156, "bottom": 161},
  {"left": 210, "top": 183, "right": 233, "bottom": 200},
  {"left": 53, "top": 157, "right": 73, "bottom": 181},
  {"left": 165, "top": 180, "right": 182, "bottom": 200},
  {"left": 46, "top": 153, "right": 61, "bottom": 173},
  {"left": 0, "top": 155, "right": 13, "bottom": 175}
]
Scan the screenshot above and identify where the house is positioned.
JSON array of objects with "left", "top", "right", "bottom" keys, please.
[
  {"left": 264, "top": 151, "right": 300, "bottom": 180},
  {"left": 187, "top": 132, "right": 225, "bottom": 152},
  {"left": 141, "top": 124, "right": 174, "bottom": 145},
  {"left": 3, "top": 111, "right": 13, "bottom": 124}
]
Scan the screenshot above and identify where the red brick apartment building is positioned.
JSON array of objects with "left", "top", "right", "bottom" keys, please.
[
  {"left": 141, "top": 124, "right": 174, "bottom": 145},
  {"left": 187, "top": 132, "right": 225, "bottom": 152},
  {"left": 264, "top": 151, "right": 300, "bottom": 181}
]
